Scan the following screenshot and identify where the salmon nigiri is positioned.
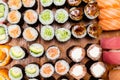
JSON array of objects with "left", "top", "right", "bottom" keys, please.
[
  {"left": 98, "top": 18, "right": 120, "bottom": 31},
  {"left": 99, "top": 8, "right": 120, "bottom": 20}
]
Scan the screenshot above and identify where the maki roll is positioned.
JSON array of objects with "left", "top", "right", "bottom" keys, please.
[
  {"left": 55, "top": 28, "right": 71, "bottom": 42},
  {"left": 8, "top": 0, "right": 22, "bottom": 10},
  {"left": 29, "top": 79, "right": 38, "bottom": 80},
  {"left": 24, "top": 10, "right": 38, "bottom": 24},
  {"left": 40, "top": 0, "right": 53, "bottom": 7},
  {"left": 84, "top": 2, "right": 100, "bottom": 19},
  {"left": 87, "top": 44, "right": 102, "bottom": 61},
  {"left": 9, "top": 67, "right": 23, "bottom": 80},
  {"left": 39, "top": 9, "right": 54, "bottom": 25},
  {"left": 67, "top": 0, "right": 81, "bottom": 6},
  {"left": 90, "top": 62, "right": 106, "bottom": 78},
  {"left": 40, "top": 63, "right": 54, "bottom": 78},
  {"left": 82, "top": 0, "right": 95, "bottom": 3},
  {"left": 29, "top": 43, "right": 44, "bottom": 57},
  {"left": 8, "top": 25, "right": 21, "bottom": 38},
  {"left": 23, "top": 27, "right": 38, "bottom": 42},
  {"left": 54, "top": 0, "right": 66, "bottom": 6},
  {"left": 87, "top": 23, "right": 102, "bottom": 38},
  {"left": 55, "top": 60, "right": 70, "bottom": 75},
  {"left": 69, "top": 7, "right": 83, "bottom": 21},
  {"left": 0, "top": 1, "right": 9, "bottom": 22},
  {"left": 71, "top": 23, "right": 87, "bottom": 38},
  {"left": 22, "top": 0, "right": 36, "bottom": 8},
  {"left": 69, "top": 46, "right": 85, "bottom": 62},
  {"left": 69, "top": 64, "right": 87, "bottom": 80},
  {"left": 0, "top": 68, "right": 10, "bottom": 80},
  {"left": 46, "top": 46, "right": 60, "bottom": 60},
  {"left": 25, "top": 64, "right": 39, "bottom": 78},
  {"left": 0, "top": 24, "right": 9, "bottom": 44},
  {"left": 7, "top": 10, "right": 21, "bottom": 24},
  {"left": 55, "top": 9, "right": 68, "bottom": 23},
  {"left": 9, "top": 46, "right": 25, "bottom": 60},
  {"left": 40, "top": 25, "right": 54, "bottom": 41},
  {"left": 58, "top": 76, "right": 69, "bottom": 80}
]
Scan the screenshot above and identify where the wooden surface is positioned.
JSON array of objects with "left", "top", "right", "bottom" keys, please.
[{"left": 1, "top": 0, "right": 120, "bottom": 80}]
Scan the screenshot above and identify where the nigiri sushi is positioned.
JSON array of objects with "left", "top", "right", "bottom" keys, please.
[{"left": 22, "top": 0, "right": 36, "bottom": 8}]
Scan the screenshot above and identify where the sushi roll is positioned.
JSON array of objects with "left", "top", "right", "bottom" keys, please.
[
  {"left": 8, "top": 25, "right": 21, "bottom": 38},
  {"left": 7, "top": 10, "right": 21, "bottom": 24},
  {"left": 54, "top": 0, "right": 66, "bottom": 6},
  {"left": 67, "top": 0, "right": 81, "bottom": 6},
  {"left": 25, "top": 64, "right": 39, "bottom": 78},
  {"left": 9, "top": 67, "right": 23, "bottom": 80},
  {"left": 71, "top": 23, "right": 87, "bottom": 38},
  {"left": 9, "top": 46, "right": 25, "bottom": 60},
  {"left": 69, "top": 7, "right": 83, "bottom": 21},
  {"left": 8, "top": 0, "right": 22, "bottom": 10},
  {"left": 40, "top": 25, "right": 54, "bottom": 41},
  {"left": 46, "top": 46, "right": 60, "bottom": 60},
  {"left": 24, "top": 10, "right": 38, "bottom": 24},
  {"left": 0, "top": 24, "right": 9, "bottom": 44},
  {"left": 0, "top": 68, "right": 10, "bottom": 80},
  {"left": 39, "top": 9, "right": 54, "bottom": 25},
  {"left": 87, "top": 44, "right": 102, "bottom": 61},
  {"left": 69, "top": 46, "right": 85, "bottom": 62},
  {"left": 55, "top": 9, "right": 68, "bottom": 23},
  {"left": 58, "top": 76, "right": 69, "bottom": 80},
  {"left": 40, "top": 0, "right": 53, "bottom": 7},
  {"left": 82, "top": 0, "right": 95, "bottom": 3},
  {"left": 55, "top": 60, "right": 70, "bottom": 75},
  {"left": 40, "top": 63, "right": 54, "bottom": 78},
  {"left": 84, "top": 2, "right": 100, "bottom": 19},
  {"left": 0, "top": 1, "right": 9, "bottom": 22},
  {"left": 29, "top": 43, "right": 44, "bottom": 57},
  {"left": 87, "top": 23, "right": 102, "bottom": 38},
  {"left": 22, "top": 0, "right": 36, "bottom": 8},
  {"left": 23, "top": 27, "right": 38, "bottom": 42},
  {"left": 69, "top": 64, "right": 87, "bottom": 80},
  {"left": 55, "top": 28, "right": 71, "bottom": 42},
  {"left": 29, "top": 78, "right": 38, "bottom": 80},
  {"left": 90, "top": 62, "right": 106, "bottom": 78}
]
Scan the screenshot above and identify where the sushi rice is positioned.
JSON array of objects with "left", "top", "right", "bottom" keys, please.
[
  {"left": 39, "top": 9, "right": 54, "bottom": 25},
  {"left": 25, "top": 64, "right": 39, "bottom": 78},
  {"left": 29, "top": 43, "right": 44, "bottom": 57},
  {"left": 0, "top": 1, "right": 9, "bottom": 22},
  {"left": 0, "top": 24, "right": 9, "bottom": 44},
  {"left": 40, "top": 25, "right": 54, "bottom": 41},
  {"left": 55, "top": 28, "right": 71, "bottom": 42},
  {"left": 54, "top": 0, "right": 66, "bottom": 6},
  {"left": 55, "top": 9, "right": 68, "bottom": 23},
  {"left": 22, "top": 0, "right": 36, "bottom": 8},
  {"left": 9, "top": 46, "right": 25, "bottom": 60},
  {"left": 29, "top": 79, "right": 38, "bottom": 80},
  {"left": 8, "top": 25, "right": 21, "bottom": 38},
  {"left": 40, "top": 0, "right": 53, "bottom": 7},
  {"left": 9, "top": 67, "right": 23, "bottom": 80}
]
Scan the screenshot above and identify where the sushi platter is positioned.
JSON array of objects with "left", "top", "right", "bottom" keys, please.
[{"left": 0, "top": 0, "right": 120, "bottom": 80}]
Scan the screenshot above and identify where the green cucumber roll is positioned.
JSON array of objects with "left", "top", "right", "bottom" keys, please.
[
  {"left": 41, "top": 25, "right": 54, "bottom": 41},
  {"left": 9, "top": 67, "right": 23, "bottom": 80},
  {"left": 54, "top": 0, "right": 66, "bottom": 6},
  {"left": 25, "top": 64, "right": 39, "bottom": 78},
  {"left": 9, "top": 46, "right": 25, "bottom": 60},
  {"left": 0, "top": 24, "right": 9, "bottom": 44},
  {"left": 29, "top": 43, "right": 44, "bottom": 57},
  {"left": 39, "top": 9, "right": 54, "bottom": 25},
  {"left": 40, "top": 0, "right": 53, "bottom": 7},
  {"left": 55, "top": 9, "right": 68, "bottom": 23},
  {"left": 0, "top": 1, "right": 9, "bottom": 22},
  {"left": 55, "top": 28, "right": 71, "bottom": 42}
]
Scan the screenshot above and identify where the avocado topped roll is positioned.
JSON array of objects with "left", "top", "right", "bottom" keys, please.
[
  {"left": 25, "top": 64, "right": 39, "bottom": 78},
  {"left": 0, "top": 24, "right": 9, "bottom": 44},
  {"left": 0, "top": 1, "right": 8, "bottom": 22},
  {"left": 55, "top": 28, "right": 71, "bottom": 42},
  {"left": 29, "top": 43, "right": 44, "bottom": 57},
  {"left": 9, "top": 67, "right": 23, "bottom": 80},
  {"left": 9, "top": 46, "right": 25, "bottom": 60},
  {"left": 40, "top": 0, "right": 53, "bottom": 7},
  {"left": 54, "top": 0, "right": 66, "bottom": 6},
  {"left": 41, "top": 25, "right": 54, "bottom": 41},
  {"left": 39, "top": 9, "right": 54, "bottom": 25},
  {"left": 55, "top": 9, "right": 68, "bottom": 23}
]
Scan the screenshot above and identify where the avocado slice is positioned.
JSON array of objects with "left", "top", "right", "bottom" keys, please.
[
  {"left": 0, "top": 4, "right": 5, "bottom": 18},
  {"left": 0, "top": 34, "right": 6, "bottom": 41},
  {"left": 26, "top": 67, "right": 36, "bottom": 74},
  {"left": 10, "top": 69, "right": 22, "bottom": 78},
  {"left": 11, "top": 49, "right": 23, "bottom": 58},
  {"left": 29, "top": 46, "right": 43, "bottom": 54},
  {"left": 0, "top": 27, "right": 5, "bottom": 35}
]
